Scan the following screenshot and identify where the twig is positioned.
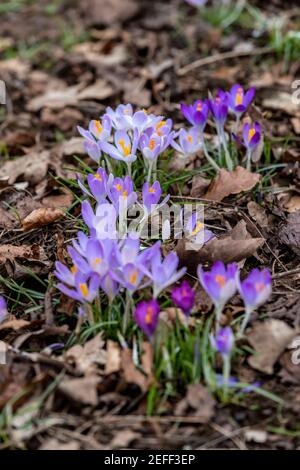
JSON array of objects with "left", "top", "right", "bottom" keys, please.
[
  {"left": 178, "top": 46, "right": 274, "bottom": 76},
  {"left": 272, "top": 268, "right": 300, "bottom": 280}
]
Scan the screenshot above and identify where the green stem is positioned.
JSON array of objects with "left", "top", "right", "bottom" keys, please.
[
  {"left": 246, "top": 148, "right": 252, "bottom": 171},
  {"left": 239, "top": 307, "right": 253, "bottom": 337},
  {"left": 222, "top": 354, "right": 231, "bottom": 401},
  {"left": 147, "top": 160, "right": 154, "bottom": 183},
  {"left": 221, "top": 128, "right": 233, "bottom": 171},
  {"left": 123, "top": 290, "right": 132, "bottom": 334},
  {"left": 200, "top": 131, "right": 221, "bottom": 172},
  {"left": 215, "top": 306, "right": 223, "bottom": 332}
]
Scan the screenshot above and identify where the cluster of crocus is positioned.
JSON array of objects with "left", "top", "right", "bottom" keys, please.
[
  {"left": 78, "top": 104, "right": 175, "bottom": 182},
  {"left": 197, "top": 261, "right": 272, "bottom": 334},
  {"left": 179, "top": 84, "right": 262, "bottom": 171},
  {"left": 55, "top": 167, "right": 186, "bottom": 328}
]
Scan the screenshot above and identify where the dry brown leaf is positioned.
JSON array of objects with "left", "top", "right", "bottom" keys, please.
[
  {"left": 65, "top": 333, "right": 106, "bottom": 375},
  {"left": 175, "top": 384, "right": 215, "bottom": 422},
  {"left": 177, "top": 220, "right": 264, "bottom": 271},
  {"left": 285, "top": 195, "right": 300, "bottom": 213},
  {"left": 0, "top": 318, "right": 30, "bottom": 331},
  {"left": 40, "top": 439, "right": 81, "bottom": 451},
  {"left": 81, "top": 0, "right": 139, "bottom": 26},
  {"left": 121, "top": 346, "right": 153, "bottom": 392},
  {"left": 0, "top": 244, "right": 44, "bottom": 260},
  {"left": 263, "top": 92, "right": 299, "bottom": 115},
  {"left": 190, "top": 175, "right": 210, "bottom": 198},
  {"left": 109, "top": 430, "right": 140, "bottom": 450},
  {"left": 105, "top": 340, "right": 121, "bottom": 375},
  {"left": 0, "top": 150, "right": 50, "bottom": 185},
  {"left": 247, "top": 201, "right": 269, "bottom": 226},
  {"left": 59, "top": 376, "right": 99, "bottom": 406},
  {"left": 248, "top": 320, "right": 298, "bottom": 374},
  {"left": 22, "top": 208, "right": 64, "bottom": 231},
  {"left": 42, "top": 191, "right": 74, "bottom": 209},
  {"left": 278, "top": 210, "right": 300, "bottom": 256},
  {"left": 203, "top": 166, "right": 261, "bottom": 202}
]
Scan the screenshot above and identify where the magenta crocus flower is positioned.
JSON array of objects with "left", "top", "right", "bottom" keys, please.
[
  {"left": 0, "top": 296, "right": 8, "bottom": 324},
  {"left": 57, "top": 273, "right": 101, "bottom": 303},
  {"left": 237, "top": 268, "right": 272, "bottom": 335},
  {"left": 197, "top": 261, "right": 238, "bottom": 329},
  {"left": 228, "top": 84, "right": 255, "bottom": 117},
  {"left": 171, "top": 280, "right": 195, "bottom": 316},
  {"left": 180, "top": 100, "right": 209, "bottom": 130},
  {"left": 210, "top": 326, "right": 234, "bottom": 357},
  {"left": 134, "top": 299, "right": 160, "bottom": 339},
  {"left": 171, "top": 127, "right": 202, "bottom": 156}
]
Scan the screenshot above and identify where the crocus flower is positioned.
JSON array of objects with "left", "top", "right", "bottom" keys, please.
[
  {"left": 54, "top": 261, "right": 79, "bottom": 287},
  {"left": 242, "top": 122, "right": 262, "bottom": 171},
  {"left": 108, "top": 175, "right": 137, "bottom": 212},
  {"left": 101, "top": 129, "right": 139, "bottom": 172},
  {"left": 81, "top": 200, "right": 118, "bottom": 239},
  {"left": 100, "top": 273, "right": 119, "bottom": 303},
  {"left": 184, "top": 211, "right": 215, "bottom": 245},
  {"left": 105, "top": 104, "right": 133, "bottom": 130},
  {"left": 134, "top": 299, "right": 160, "bottom": 339},
  {"left": 83, "top": 139, "right": 102, "bottom": 163},
  {"left": 210, "top": 326, "right": 234, "bottom": 358},
  {"left": 210, "top": 326, "right": 234, "bottom": 400},
  {"left": 139, "top": 132, "right": 163, "bottom": 163},
  {"left": 78, "top": 115, "right": 111, "bottom": 143},
  {"left": 142, "top": 248, "right": 186, "bottom": 298},
  {"left": 242, "top": 122, "right": 261, "bottom": 150},
  {"left": 228, "top": 84, "right": 255, "bottom": 117},
  {"left": 180, "top": 100, "right": 209, "bottom": 130},
  {"left": 171, "top": 280, "right": 195, "bottom": 316},
  {"left": 171, "top": 127, "right": 202, "bottom": 156},
  {"left": 208, "top": 92, "right": 229, "bottom": 126},
  {"left": 237, "top": 268, "right": 272, "bottom": 335},
  {"left": 0, "top": 296, "right": 8, "bottom": 324},
  {"left": 111, "top": 262, "right": 144, "bottom": 292},
  {"left": 142, "top": 181, "right": 169, "bottom": 215},
  {"left": 106, "top": 104, "right": 161, "bottom": 134},
  {"left": 185, "top": 0, "right": 207, "bottom": 5},
  {"left": 197, "top": 261, "right": 238, "bottom": 329},
  {"left": 68, "top": 238, "right": 110, "bottom": 278},
  {"left": 57, "top": 273, "right": 101, "bottom": 303},
  {"left": 77, "top": 167, "right": 114, "bottom": 203}
]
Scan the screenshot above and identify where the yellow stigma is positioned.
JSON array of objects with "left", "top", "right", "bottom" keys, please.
[
  {"left": 94, "top": 257, "right": 101, "bottom": 264},
  {"left": 94, "top": 120, "right": 102, "bottom": 134},
  {"left": 115, "top": 183, "right": 122, "bottom": 191},
  {"left": 248, "top": 127, "right": 255, "bottom": 142},
  {"left": 119, "top": 138, "right": 131, "bottom": 157},
  {"left": 255, "top": 282, "right": 264, "bottom": 292},
  {"left": 149, "top": 186, "right": 155, "bottom": 193},
  {"left": 215, "top": 274, "right": 225, "bottom": 287},
  {"left": 145, "top": 306, "right": 153, "bottom": 325},
  {"left": 71, "top": 265, "right": 77, "bottom": 275},
  {"left": 191, "top": 221, "right": 204, "bottom": 236},
  {"left": 187, "top": 134, "right": 193, "bottom": 144},
  {"left": 123, "top": 189, "right": 128, "bottom": 197},
  {"left": 235, "top": 88, "right": 243, "bottom": 106},
  {"left": 156, "top": 120, "right": 166, "bottom": 136},
  {"left": 149, "top": 138, "right": 156, "bottom": 150},
  {"left": 197, "top": 102, "right": 202, "bottom": 111},
  {"left": 94, "top": 173, "right": 103, "bottom": 181},
  {"left": 79, "top": 283, "right": 89, "bottom": 298},
  {"left": 143, "top": 108, "right": 148, "bottom": 114},
  {"left": 129, "top": 271, "right": 138, "bottom": 285}
]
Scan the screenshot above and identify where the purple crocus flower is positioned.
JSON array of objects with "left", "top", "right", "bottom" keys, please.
[
  {"left": 139, "top": 133, "right": 163, "bottom": 162},
  {"left": 105, "top": 104, "right": 133, "bottom": 130},
  {"left": 242, "top": 122, "right": 261, "bottom": 150},
  {"left": 197, "top": 261, "right": 238, "bottom": 329},
  {"left": 100, "top": 273, "right": 119, "bottom": 303},
  {"left": 83, "top": 139, "right": 102, "bottom": 163},
  {"left": 210, "top": 326, "right": 234, "bottom": 357},
  {"left": 171, "top": 127, "right": 202, "bottom": 156},
  {"left": 237, "top": 268, "right": 272, "bottom": 335},
  {"left": 134, "top": 299, "right": 160, "bottom": 339},
  {"left": 111, "top": 262, "right": 144, "bottom": 292},
  {"left": 228, "top": 84, "right": 255, "bottom": 117},
  {"left": 180, "top": 100, "right": 209, "bottom": 130},
  {"left": 81, "top": 200, "right": 118, "bottom": 239},
  {"left": 142, "top": 181, "right": 169, "bottom": 214},
  {"left": 78, "top": 117, "right": 112, "bottom": 163},
  {"left": 185, "top": 0, "right": 207, "bottom": 6},
  {"left": 208, "top": 92, "right": 229, "bottom": 126},
  {"left": 54, "top": 261, "right": 79, "bottom": 287},
  {"left": 0, "top": 296, "right": 8, "bottom": 324},
  {"left": 57, "top": 273, "right": 101, "bottom": 303},
  {"left": 171, "top": 280, "right": 195, "bottom": 315},
  {"left": 107, "top": 175, "right": 137, "bottom": 212},
  {"left": 184, "top": 211, "right": 215, "bottom": 245},
  {"left": 77, "top": 167, "right": 114, "bottom": 203},
  {"left": 142, "top": 247, "right": 186, "bottom": 298}
]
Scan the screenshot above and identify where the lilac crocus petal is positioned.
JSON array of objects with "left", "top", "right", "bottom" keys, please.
[
  {"left": 210, "top": 326, "right": 234, "bottom": 356},
  {"left": 134, "top": 299, "right": 160, "bottom": 339},
  {"left": 228, "top": 84, "right": 255, "bottom": 116},
  {"left": 54, "top": 261, "right": 77, "bottom": 287},
  {"left": 85, "top": 167, "right": 109, "bottom": 202},
  {"left": 83, "top": 140, "right": 102, "bottom": 163},
  {"left": 238, "top": 268, "right": 272, "bottom": 312},
  {"left": 111, "top": 262, "right": 143, "bottom": 292},
  {"left": 208, "top": 93, "right": 229, "bottom": 126},
  {"left": 88, "top": 116, "right": 111, "bottom": 142},
  {"left": 0, "top": 296, "right": 8, "bottom": 324},
  {"left": 197, "top": 261, "right": 238, "bottom": 310},
  {"left": 100, "top": 273, "right": 119, "bottom": 302},
  {"left": 171, "top": 280, "right": 195, "bottom": 315},
  {"left": 184, "top": 212, "right": 215, "bottom": 245},
  {"left": 186, "top": 0, "right": 207, "bottom": 5},
  {"left": 242, "top": 122, "right": 261, "bottom": 149}
]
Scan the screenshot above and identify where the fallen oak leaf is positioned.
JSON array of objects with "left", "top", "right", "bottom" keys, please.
[
  {"left": 104, "top": 340, "right": 121, "bottom": 375},
  {"left": 0, "top": 318, "right": 30, "bottom": 331},
  {"left": 58, "top": 376, "right": 99, "bottom": 406},
  {"left": 121, "top": 345, "right": 154, "bottom": 392},
  {"left": 203, "top": 166, "right": 261, "bottom": 202},
  {"left": 22, "top": 208, "right": 64, "bottom": 231},
  {"left": 248, "top": 320, "right": 299, "bottom": 374}
]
